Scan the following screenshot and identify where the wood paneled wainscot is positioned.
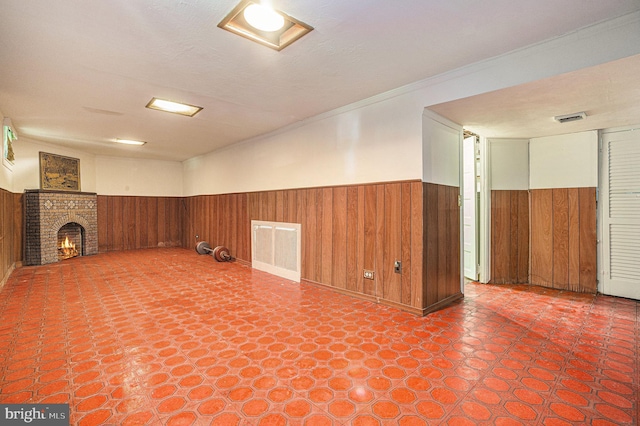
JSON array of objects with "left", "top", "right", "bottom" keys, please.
[
  {"left": 94, "top": 181, "right": 462, "bottom": 315},
  {"left": 0, "top": 190, "right": 22, "bottom": 289},
  {"left": 184, "top": 181, "right": 462, "bottom": 316},
  {"left": 530, "top": 188, "right": 597, "bottom": 292},
  {"left": 423, "top": 183, "right": 462, "bottom": 314},
  {"left": 97, "top": 196, "right": 185, "bottom": 252},
  {"left": 490, "top": 190, "right": 529, "bottom": 284}
]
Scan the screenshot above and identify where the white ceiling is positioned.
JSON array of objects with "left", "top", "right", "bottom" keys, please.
[
  {"left": 429, "top": 54, "right": 640, "bottom": 139},
  {"left": 1, "top": 0, "right": 640, "bottom": 161}
]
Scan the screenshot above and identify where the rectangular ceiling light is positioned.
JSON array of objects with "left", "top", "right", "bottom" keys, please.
[
  {"left": 219, "top": 0, "right": 313, "bottom": 51},
  {"left": 146, "top": 98, "right": 203, "bottom": 117},
  {"left": 116, "top": 139, "right": 146, "bottom": 146}
]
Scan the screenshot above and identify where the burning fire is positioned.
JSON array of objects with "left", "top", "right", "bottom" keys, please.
[{"left": 58, "top": 236, "right": 78, "bottom": 260}]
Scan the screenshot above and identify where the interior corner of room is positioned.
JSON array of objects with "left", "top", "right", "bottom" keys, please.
[
  {"left": 1, "top": 3, "right": 639, "bottom": 307},
  {"left": 2, "top": 3, "right": 640, "bottom": 425}
]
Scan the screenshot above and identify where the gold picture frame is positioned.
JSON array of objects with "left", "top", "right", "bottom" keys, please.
[
  {"left": 3, "top": 118, "right": 17, "bottom": 171},
  {"left": 39, "top": 152, "right": 81, "bottom": 191}
]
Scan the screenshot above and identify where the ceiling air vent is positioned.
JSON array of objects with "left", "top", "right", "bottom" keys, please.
[{"left": 554, "top": 112, "right": 587, "bottom": 123}]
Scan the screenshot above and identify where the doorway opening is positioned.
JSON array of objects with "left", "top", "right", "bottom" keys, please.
[{"left": 462, "top": 131, "right": 480, "bottom": 281}]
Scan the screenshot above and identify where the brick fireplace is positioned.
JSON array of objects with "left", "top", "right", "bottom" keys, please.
[{"left": 24, "top": 190, "right": 98, "bottom": 265}]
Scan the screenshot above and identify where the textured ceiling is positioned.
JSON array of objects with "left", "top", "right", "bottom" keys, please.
[
  {"left": 1, "top": 0, "right": 640, "bottom": 161},
  {"left": 429, "top": 54, "right": 640, "bottom": 139}
]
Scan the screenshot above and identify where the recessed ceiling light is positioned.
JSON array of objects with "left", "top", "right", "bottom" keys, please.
[
  {"left": 116, "top": 138, "right": 146, "bottom": 146},
  {"left": 219, "top": 0, "right": 313, "bottom": 51},
  {"left": 243, "top": 3, "right": 284, "bottom": 32},
  {"left": 146, "top": 97, "right": 203, "bottom": 117}
]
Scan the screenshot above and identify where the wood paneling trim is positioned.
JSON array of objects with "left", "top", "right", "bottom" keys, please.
[
  {"left": 0, "top": 190, "right": 21, "bottom": 289},
  {"left": 552, "top": 188, "right": 569, "bottom": 288},
  {"left": 530, "top": 189, "right": 553, "bottom": 287},
  {"left": 97, "top": 196, "right": 108, "bottom": 253},
  {"left": 321, "top": 188, "right": 333, "bottom": 285},
  {"left": 401, "top": 182, "right": 412, "bottom": 306},
  {"left": 374, "top": 185, "right": 385, "bottom": 299},
  {"left": 13, "top": 193, "right": 23, "bottom": 266},
  {"left": 516, "top": 191, "right": 529, "bottom": 283},
  {"left": 97, "top": 195, "right": 184, "bottom": 252},
  {"left": 578, "top": 187, "right": 597, "bottom": 292},
  {"left": 148, "top": 198, "right": 159, "bottom": 248},
  {"left": 567, "top": 190, "right": 580, "bottom": 290},
  {"left": 490, "top": 190, "right": 529, "bottom": 284},
  {"left": 383, "top": 183, "right": 402, "bottom": 303},
  {"left": 362, "top": 185, "right": 376, "bottom": 296},
  {"left": 492, "top": 191, "right": 509, "bottom": 282},
  {"left": 346, "top": 186, "right": 359, "bottom": 293},
  {"left": 181, "top": 180, "right": 427, "bottom": 313},
  {"left": 410, "top": 182, "right": 424, "bottom": 308},
  {"left": 95, "top": 179, "right": 467, "bottom": 315},
  {"left": 423, "top": 182, "right": 461, "bottom": 313},
  {"left": 332, "top": 187, "right": 347, "bottom": 290},
  {"left": 530, "top": 187, "right": 597, "bottom": 293}
]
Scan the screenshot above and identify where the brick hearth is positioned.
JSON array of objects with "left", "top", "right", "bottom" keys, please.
[{"left": 24, "top": 189, "right": 98, "bottom": 265}]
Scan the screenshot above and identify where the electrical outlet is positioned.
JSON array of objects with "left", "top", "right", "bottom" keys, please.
[
  {"left": 394, "top": 260, "right": 402, "bottom": 274},
  {"left": 363, "top": 270, "right": 375, "bottom": 280}
]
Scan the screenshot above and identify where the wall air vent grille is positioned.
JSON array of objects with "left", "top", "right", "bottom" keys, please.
[
  {"left": 251, "top": 220, "right": 301, "bottom": 282},
  {"left": 554, "top": 112, "right": 587, "bottom": 123}
]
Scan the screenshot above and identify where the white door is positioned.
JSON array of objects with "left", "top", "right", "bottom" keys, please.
[
  {"left": 463, "top": 135, "right": 478, "bottom": 280},
  {"left": 601, "top": 129, "right": 640, "bottom": 299}
]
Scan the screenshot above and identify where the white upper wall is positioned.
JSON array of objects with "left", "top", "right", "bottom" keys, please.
[
  {"left": 12, "top": 138, "right": 183, "bottom": 196},
  {"left": 184, "top": 95, "right": 422, "bottom": 195},
  {"left": 13, "top": 137, "right": 97, "bottom": 193},
  {"left": 490, "top": 139, "right": 529, "bottom": 190},
  {"left": 183, "top": 12, "right": 640, "bottom": 196},
  {"left": 0, "top": 111, "right": 12, "bottom": 190},
  {"left": 530, "top": 130, "right": 598, "bottom": 189},
  {"left": 95, "top": 156, "right": 183, "bottom": 196},
  {"left": 422, "top": 110, "right": 461, "bottom": 186}
]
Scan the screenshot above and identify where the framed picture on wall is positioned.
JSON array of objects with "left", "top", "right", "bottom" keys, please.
[
  {"left": 2, "top": 118, "right": 17, "bottom": 170},
  {"left": 39, "top": 152, "right": 81, "bottom": 191}
]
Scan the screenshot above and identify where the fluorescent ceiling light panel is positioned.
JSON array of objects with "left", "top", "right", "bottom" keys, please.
[
  {"left": 146, "top": 98, "right": 203, "bottom": 117},
  {"left": 116, "top": 138, "right": 146, "bottom": 146},
  {"left": 219, "top": 0, "right": 313, "bottom": 51}
]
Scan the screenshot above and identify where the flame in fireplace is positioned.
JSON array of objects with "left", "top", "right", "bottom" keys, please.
[{"left": 59, "top": 236, "right": 78, "bottom": 260}]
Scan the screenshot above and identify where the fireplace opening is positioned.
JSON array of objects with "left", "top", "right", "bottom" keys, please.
[{"left": 58, "top": 222, "right": 84, "bottom": 261}]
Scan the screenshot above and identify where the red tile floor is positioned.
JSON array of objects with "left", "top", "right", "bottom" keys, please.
[{"left": 0, "top": 248, "right": 638, "bottom": 425}]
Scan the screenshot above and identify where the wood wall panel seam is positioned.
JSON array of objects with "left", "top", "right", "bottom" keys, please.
[
  {"left": 528, "top": 187, "right": 597, "bottom": 293},
  {"left": 62, "top": 181, "right": 465, "bottom": 315},
  {"left": 490, "top": 190, "right": 529, "bottom": 284}
]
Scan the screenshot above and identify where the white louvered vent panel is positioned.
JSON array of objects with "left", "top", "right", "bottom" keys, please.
[
  {"left": 254, "top": 226, "right": 273, "bottom": 264},
  {"left": 608, "top": 139, "right": 640, "bottom": 219},
  {"left": 609, "top": 224, "right": 640, "bottom": 281},
  {"left": 274, "top": 227, "right": 298, "bottom": 272},
  {"left": 251, "top": 220, "right": 301, "bottom": 282}
]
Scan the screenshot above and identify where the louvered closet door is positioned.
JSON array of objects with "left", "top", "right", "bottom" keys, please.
[{"left": 601, "top": 129, "right": 640, "bottom": 299}]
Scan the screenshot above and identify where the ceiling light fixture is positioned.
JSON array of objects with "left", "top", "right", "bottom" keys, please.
[
  {"left": 146, "top": 98, "right": 203, "bottom": 117},
  {"left": 219, "top": 0, "right": 313, "bottom": 51},
  {"left": 116, "top": 139, "right": 146, "bottom": 146},
  {"left": 243, "top": 3, "right": 284, "bottom": 32}
]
